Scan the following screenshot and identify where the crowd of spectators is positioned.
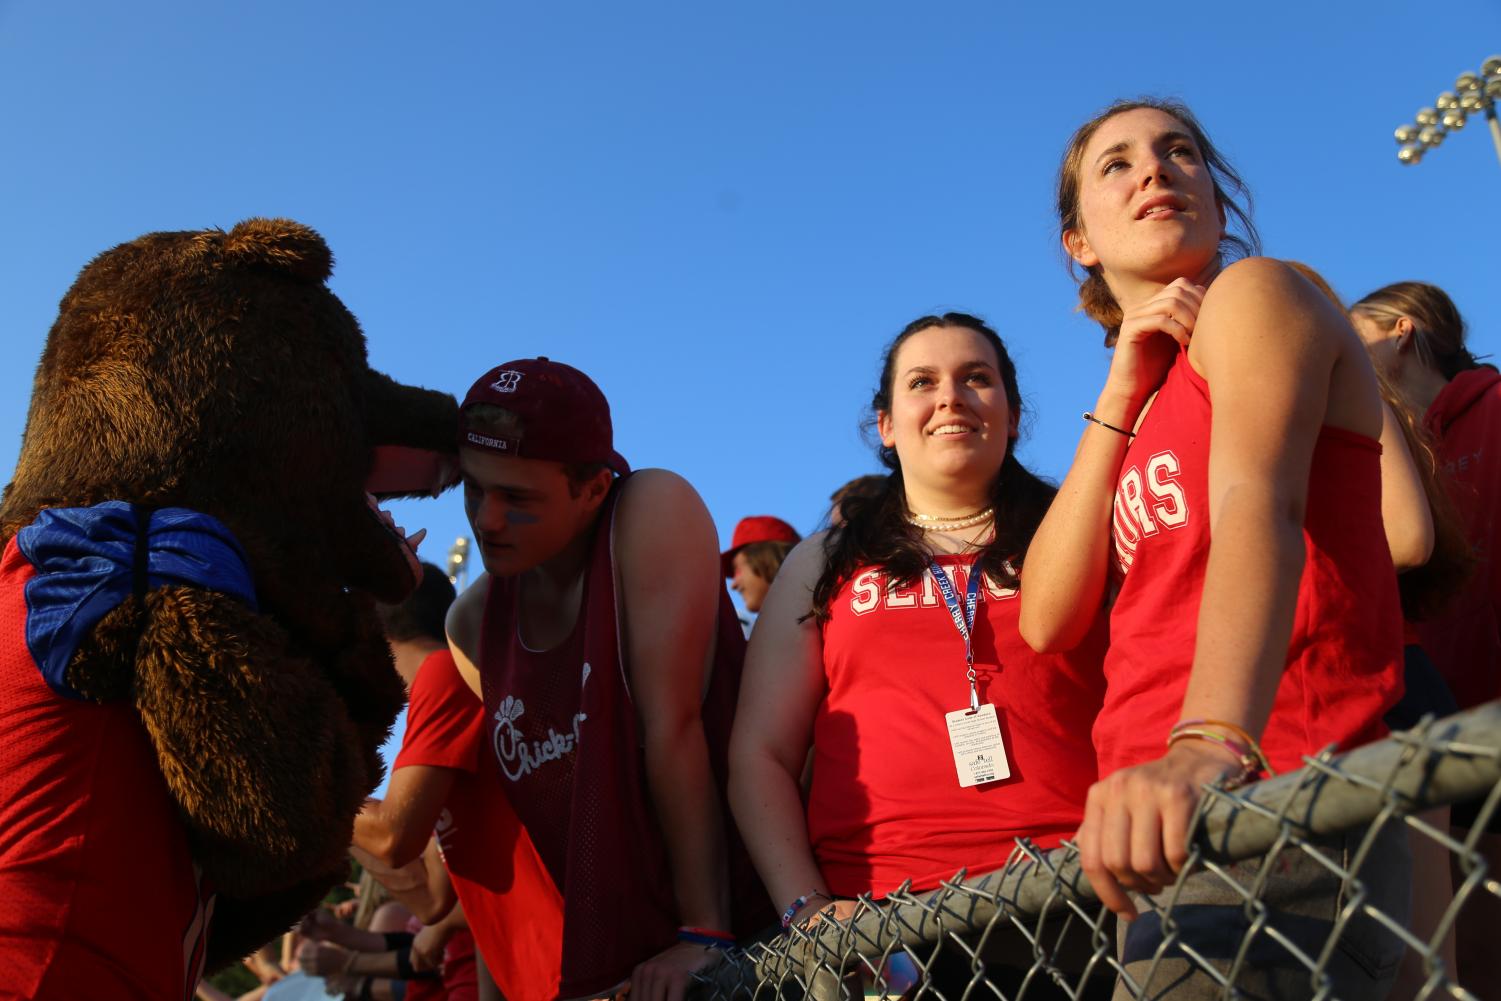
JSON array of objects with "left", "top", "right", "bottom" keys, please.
[{"left": 187, "top": 96, "right": 1497, "bottom": 1001}]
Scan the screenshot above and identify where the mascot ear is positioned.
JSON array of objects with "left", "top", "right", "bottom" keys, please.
[{"left": 219, "top": 217, "right": 334, "bottom": 284}]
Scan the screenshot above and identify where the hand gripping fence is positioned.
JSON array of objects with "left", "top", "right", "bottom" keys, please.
[{"left": 691, "top": 702, "right": 1501, "bottom": 1001}]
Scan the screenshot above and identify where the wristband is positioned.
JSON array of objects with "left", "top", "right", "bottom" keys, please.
[
  {"left": 394, "top": 944, "right": 441, "bottom": 981},
  {"left": 1082, "top": 411, "right": 1135, "bottom": 439},
  {"left": 779, "top": 890, "right": 830, "bottom": 929},
  {"left": 677, "top": 926, "right": 736, "bottom": 949},
  {"left": 382, "top": 931, "right": 417, "bottom": 951}
]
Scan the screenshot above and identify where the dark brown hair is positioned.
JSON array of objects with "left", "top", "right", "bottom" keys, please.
[
  {"left": 1056, "top": 97, "right": 1260, "bottom": 346},
  {"left": 1283, "top": 263, "right": 1474, "bottom": 620},
  {"left": 809, "top": 313, "right": 1055, "bottom": 622},
  {"left": 827, "top": 473, "right": 887, "bottom": 526},
  {"left": 736, "top": 540, "right": 798, "bottom": 585},
  {"left": 1350, "top": 281, "right": 1487, "bottom": 381},
  {"left": 376, "top": 561, "right": 456, "bottom": 643}
]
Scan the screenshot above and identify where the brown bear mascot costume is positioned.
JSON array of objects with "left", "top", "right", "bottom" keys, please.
[{"left": 0, "top": 218, "right": 458, "bottom": 995}]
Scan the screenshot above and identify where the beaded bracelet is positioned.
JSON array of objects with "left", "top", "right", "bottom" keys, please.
[
  {"left": 1172, "top": 718, "right": 1276, "bottom": 777},
  {"left": 779, "top": 890, "right": 830, "bottom": 929},
  {"left": 677, "top": 926, "right": 736, "bottom": 950}
]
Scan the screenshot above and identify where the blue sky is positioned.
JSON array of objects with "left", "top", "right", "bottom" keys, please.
[{"left": 3, "top": 3, "right": 1498, "bottom": 784}]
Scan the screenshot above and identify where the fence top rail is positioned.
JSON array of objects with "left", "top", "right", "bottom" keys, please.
[{"left": 695, "top": 701, "right": 1501, "bottom": 995}]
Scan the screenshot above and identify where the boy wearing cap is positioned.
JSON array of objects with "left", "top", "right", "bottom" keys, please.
[
  {"left": 446, "top": 359, "right": 766, "bottom": 1001},
  {"left": 722, "top": 516, "right": 801, "bottom": 617}
]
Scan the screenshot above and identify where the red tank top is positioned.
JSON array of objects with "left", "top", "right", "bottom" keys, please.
[
  {"left": 479, "top": 478, "right": 768, "bottom": 998},
  {"left": 0, "top": 537, "right": 214, "bottom": 1000},
  {"left": 1097, "top": 350, "right": 1403, "bottom": 777},
  {"left": 811, "top": 554, "right": 1107, "bottom": 896}
]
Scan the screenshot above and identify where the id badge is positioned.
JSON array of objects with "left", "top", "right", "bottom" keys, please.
[{"left": 945, "top": 703, "right": 1010, "bottom": 788}]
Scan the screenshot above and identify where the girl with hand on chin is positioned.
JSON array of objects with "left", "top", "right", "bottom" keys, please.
[
  {"left": 729, "top": 314, "right": 1107, "bottom": 994},
  {"left": 1020, "top": 99, "right": 1409, "bottom": 999}
]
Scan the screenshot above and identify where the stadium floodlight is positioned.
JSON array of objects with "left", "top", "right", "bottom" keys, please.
[
  {"left": 1395, "top": 56, "right": 1501, "bottom": 167},
  {"left": 446, "top": 536, "right": 471, "bottom": 588}
]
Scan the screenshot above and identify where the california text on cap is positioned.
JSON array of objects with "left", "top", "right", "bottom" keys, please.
[{"left": 459, "top": 357, "right": 630, "bottom": 475}]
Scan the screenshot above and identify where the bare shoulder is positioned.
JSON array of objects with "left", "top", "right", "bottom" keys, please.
[
  {"left": 445, "top": 572, "right": 488, "bottom": 698},
  {"left": 614, "top": 467, "right": 707, "bottom": 530},
  {"left": 1200, "top": 257, "right": 1317, "bottom": 319},
  {"left": 445, "top": 572, "right": 488, "bottom": 649},
  {"left": 1193, "top": 257, "right": 1348, "bottom": 362},
  {"left": 614, "top": 468, "right": 717, "bottom": 568},
  {"left": 750, "top": 531, "right": 830, "bottom": 634},
  {"left": 612, "top": 468, "right": 717, "bottom": 588},
  {"left": 777, "top": 531, "right": 831, "bottom": 589}
]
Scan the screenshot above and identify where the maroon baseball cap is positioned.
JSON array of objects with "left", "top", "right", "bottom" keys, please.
[
  {"left": 459, "top": 358, "right": 629, "bottom": 475},
  {"left": 721, "top": 515, "right": 801, "bottom": 577}
]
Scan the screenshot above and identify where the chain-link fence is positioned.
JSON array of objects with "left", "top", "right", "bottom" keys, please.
[{"left": 695, "top": 702, "right": 1501, "bottom": 1001}]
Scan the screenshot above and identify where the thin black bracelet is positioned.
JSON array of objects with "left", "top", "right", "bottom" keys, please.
[{"left": 1082, "top": 411, "right": 1136, "bottom": 439}]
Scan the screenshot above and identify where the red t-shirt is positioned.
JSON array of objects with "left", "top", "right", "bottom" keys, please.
[
  {"left": 436, "top": 928, "right": 478, "bottom": 1001},
  {"left": 400, "top": 914, "right": 477, "bottom": 1001},
  {"left": 811, "top": 554, "right": 1108, "bottom": 896},
  {"left": 1418, "top": 368, "right": 1501, "bottom": 709},
  {"left": 394, "top": 649, "right": 563, "bottom": 1001},
  {"left": 0, "top": 537, "right": 214, "bottom": 1000},
  {"left": 1098, "top": 351, "right": 1403, "bottom": 778}
]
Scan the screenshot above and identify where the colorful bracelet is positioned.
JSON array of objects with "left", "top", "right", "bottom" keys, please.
[
  {"left": 1082, "top": 411, "right": 1136, "bottom": 439},
  {"left": 779, "top": 890, "right": 830, "bottom": 929},
  {"left": 1172, "top": 718, "right": 1276, "bottom": 777},
  {"left": 677, "top": 926, "right": 736, "bottom": 950},
  {"left": 1167, "top": 728, "right": 1258, "bottom": 780}
]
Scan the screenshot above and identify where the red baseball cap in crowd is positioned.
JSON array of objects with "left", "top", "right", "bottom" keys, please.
[
  {"left": 459, "top": 358, "right": 630, "bottom": 475},
  {"left": 721, "top": 516, "right": 801, "bottom": 577}
]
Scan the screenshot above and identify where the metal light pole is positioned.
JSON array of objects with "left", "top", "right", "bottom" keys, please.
[
  {"left": 1395, "top": 55, "right": 1501, "bottom": 167},
  {"left": 446, "top": 536, "right": 471, "bottom": 589}
]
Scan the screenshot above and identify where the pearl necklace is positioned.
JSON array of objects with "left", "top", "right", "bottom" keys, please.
[{"left": 906, "top": 506, "right": 995, "bottom": 532}]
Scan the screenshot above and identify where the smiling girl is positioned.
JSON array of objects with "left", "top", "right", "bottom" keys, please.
[
  {"left": 729, "top": 314, "right": 1108, "bottom": 991},
  {"left": 1020, "top": 99, "right": 1409, "bottom": 998}
]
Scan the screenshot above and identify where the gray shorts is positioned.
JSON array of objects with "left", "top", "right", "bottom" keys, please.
[{"left": 1115, "top": 822, "right": 1411, "bottom": 1001}]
